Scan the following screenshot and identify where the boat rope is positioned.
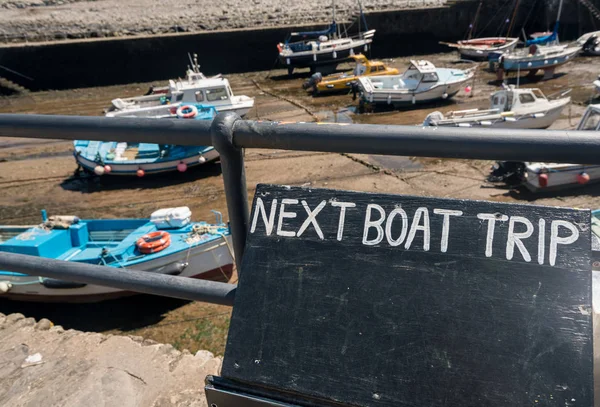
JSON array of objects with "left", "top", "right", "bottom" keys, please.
[
  {"left": 184, "top": 223, "right": 237, "bottom": 281},
  {"left": 251, "top": 79, "right": 319, "bottom": 120}
]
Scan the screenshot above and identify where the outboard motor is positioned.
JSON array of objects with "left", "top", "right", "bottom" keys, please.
[
  {"left": 423, "top": 111, "right": 444, "bottom": 126},
  {"left": 583, "top": 34, "right": 599, "bottom": 55},
  {"left": 302, "top": 72, "right": 323, "bottom": 92},
  {"left": 487, "top": 161, "right": 526, "bottom": 186}
]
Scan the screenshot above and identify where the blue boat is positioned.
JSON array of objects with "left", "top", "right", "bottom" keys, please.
[
  {"left": 74, "top": 104, "right": 219, "bottom": 177},
  {"left": 0, "top": 208, "right": 234, "bottom": 302}
]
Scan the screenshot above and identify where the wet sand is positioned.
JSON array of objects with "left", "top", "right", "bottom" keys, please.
[{"left": 0, "top": 51, "right": 599, "bottom": 354}]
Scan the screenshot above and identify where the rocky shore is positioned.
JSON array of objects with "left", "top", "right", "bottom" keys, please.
[
  {"left": 0, "top": 313, "right": 222, "bottom": 406},
  {"left": 0, "top": 0, "right": 446, "bottom": 43}
]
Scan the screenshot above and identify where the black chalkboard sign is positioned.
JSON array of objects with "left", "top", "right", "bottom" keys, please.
[{"left": 221, "top": 184, "right": 593, "bottom": 406}]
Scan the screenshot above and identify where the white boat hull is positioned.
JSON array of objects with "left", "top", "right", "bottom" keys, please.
[
  {"left": 0, "top": 236, "right": 234, "bottom": 302},
  {"left": 75, "top": 149, "right": 220, "bottom": 176},
  {"left": 524, "top": 164, "right": 600, "bottom": 192},
  {"left": 362, "top": 80, "right": 469, "bottom": 106},
  {"left": 429, "top": 101, "right": 567, "bottom": 129},
  {"left": 458, "top": 37, "right": 519, "bottom": 59}
]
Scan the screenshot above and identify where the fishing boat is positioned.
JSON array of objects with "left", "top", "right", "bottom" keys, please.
[
  {"left": 277, "top": 0, "right": 375, "bottom": 75},
  {"left": 108, "top": 54, "right": 254, "bottom": 117},
  {"left": 356, "top": 60, "right": 475, "bottom": 108},
  {"left": 422, "top": 86, "right": 570, "bottom": 129},
  {"left": 487, "top": 104, "right": 600, "bottom": 192},
  {"left": 493, "top": 0, "right": 581, "bottom": 80},
  {"left": 302, "top": 54, "right": 398, "bottom": 95},
  {"left": 0, "top": 208, "right": 234, "bottom": 302},
  {"left": 443, "top": 1, "right": 518, "bottom": 60},
  {"left": 75, "top": 104, "right": 219, "bottom": 177}
]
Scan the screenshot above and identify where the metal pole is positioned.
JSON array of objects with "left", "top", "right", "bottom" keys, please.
[
  {"left": 0, "top": 252, "right": 237, "bottom": 306},
  {"left": 233, "top": 121, "right": 600, "bottom": 164},
  {"left": 211, "top": 112, "right": 249, "bottom": 274},
  {"left": 0, "top": 114, "right": 212, "bottom": 146}
]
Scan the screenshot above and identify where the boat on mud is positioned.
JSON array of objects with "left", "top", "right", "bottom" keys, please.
[
  {"left": 487, "top": 104, "right": 600, "bottom": 192},
  {"left": 0, "top": 208, "right": 234, "bottom": 302},
  {"left": 443, "top": 0, "right": 519, "bottom": 59},
  {"left": 422, "top": 86, "right": 570, "bottom": 129},
  {"left": 277, "top": 1, "right": 375, "bottom": 75},
  {"left": 302, "top": 54, "right": 398, "bottom": 95},
  {"left": 356, "top": 60, "right": 475, "bottom": 108},
  {"left": 75, "top": 104, "right": 219, "bottom": 177},
  {"left": 107, "top": 55, "right": 254, "bottom": 117},
  {"left": 492, "top": 0, "right": 581, "bottom": 80},
  {"left": 450, "top": 37, "right": 519, "bottom": 60}
]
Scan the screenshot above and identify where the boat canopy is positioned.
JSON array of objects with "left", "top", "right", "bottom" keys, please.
[
  {"left": 408, "top": 60, "right": 437, "bottom": 74},
  {"left": 288, "top": 22, "right": 337, "bottom": 41},
  {"left": 526, "top": 22, "right": 559, "bottom": 46}
]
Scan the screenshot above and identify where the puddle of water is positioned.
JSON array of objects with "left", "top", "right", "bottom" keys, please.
[{"left": 315, "top": 108, "right": 354, "bottom": 124}]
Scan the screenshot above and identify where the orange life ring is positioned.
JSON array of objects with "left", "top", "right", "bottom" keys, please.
[
  {"left": 136, "top": 231, "right": 171, "bottom": 254},
  {"left": 176, "top": 105, "right": 198, "bottom": 119}
]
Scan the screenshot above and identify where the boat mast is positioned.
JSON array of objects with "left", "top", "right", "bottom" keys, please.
[
  {"left": 468, "top": 1, "right": 483, "bottom": 40},
  {"left": 506, "top": 0, "right": 521, "bottom": 39}
]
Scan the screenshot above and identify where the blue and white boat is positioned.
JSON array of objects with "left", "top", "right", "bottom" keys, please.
[
  {"left": 493, "top": 0, "right": 581, "bottom": 80},
  {"left": 277, "top": 0, "right": 375, "bottom": 75},
  {"left": 356, "top": 60, "right": 475, "bottom": 107},
  {"left": 0, "top": 208, "right": 234, "bottom": 302},
  {"left": 74, "top": 104, "right": 219, "bottom": 176}
]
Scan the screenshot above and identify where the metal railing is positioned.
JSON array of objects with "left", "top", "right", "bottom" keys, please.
[{"left": 0, "top": 112, "right": 599, "bottom": 305}]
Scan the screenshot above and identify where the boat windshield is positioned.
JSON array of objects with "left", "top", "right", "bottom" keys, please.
[
  {"left": 422, "top": 72, "right": 439, "bottom": 83},
  {"left": 579, "top": 109, "right": 600, "bottom": 131},
  {"left": 519, "top": 93, "right": 536, "bottom": 104},
  {"left": 206, "top": 87, "right": 229, "bottom": 102},
  {"left": 354, "top": 63, "right": 367, "bottom": 76}
]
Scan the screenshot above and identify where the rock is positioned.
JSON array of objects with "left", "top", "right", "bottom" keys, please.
[
  {"left": 6, "top": 313, "right": 25, "bottom": 324},
  {"left": 35, "top": 318, "right": 53, "bottom": 330}
]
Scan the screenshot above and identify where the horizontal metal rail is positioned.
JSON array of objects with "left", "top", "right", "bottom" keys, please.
[
  {"left": 0, "top": 252, "right": 236, "bottom": 305},
  {"left": 0, "top": 111, "right": 597, "bottom": 305},
  {"left": 0, "top": 113, "right": 598, "bottom": 163}
]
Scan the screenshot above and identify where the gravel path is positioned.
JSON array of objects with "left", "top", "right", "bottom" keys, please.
[{"left": 0, "top": 0, "right": 447, "bottom": 43}]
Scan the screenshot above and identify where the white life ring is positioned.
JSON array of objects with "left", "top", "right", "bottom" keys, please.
[{"left": 176, "top": 105, "right": 198, "bottom": 119}]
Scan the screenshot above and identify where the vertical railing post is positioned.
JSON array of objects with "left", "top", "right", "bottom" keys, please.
[{"left": 211, "top": 112, "right": 249, "bottom": 274}]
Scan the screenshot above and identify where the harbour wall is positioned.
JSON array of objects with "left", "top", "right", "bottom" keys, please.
[{"left": 0, "top": 0, "right": 596, "bottom": 91}]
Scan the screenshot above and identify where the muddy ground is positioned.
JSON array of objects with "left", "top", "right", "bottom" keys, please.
[{"left": 0, "top": 52, "right": 599, "bottom": 355}]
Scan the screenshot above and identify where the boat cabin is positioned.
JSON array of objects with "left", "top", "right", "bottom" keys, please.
[
  {"left": 577, "top": 104, "right": 600, "bottom": 130},
  {"left": 168, "top": 76, "right": 235, "bottom": 107},
  {"left": 490, "top": 88, "right": 548, "bottom": 112},
  {"left": 403, "top": 60, "right": 439, "bottom": 83}
]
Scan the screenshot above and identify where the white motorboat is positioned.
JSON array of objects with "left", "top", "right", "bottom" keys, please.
[
  {"left": 356, "top": 60, "right": 475, "bottom": 108},
  {"left": 422, "top": 86, "right": 570, "bottom": 129},
  {"left": 488, "top": 104, "right": 600, "bottom": 192},
  {"left": 108, "top": 55, "right": 254, "bottom": 117}
]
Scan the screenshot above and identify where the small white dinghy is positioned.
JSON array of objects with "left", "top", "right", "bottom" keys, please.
[
  {"left": 356, "top": 60, "right": 475, "bottom": 108},
  {"left": 488, "top": 104, "right": 600, "bottom": 192},
  {"left": 422, "top": 86, "right": 570, "bottom": 129},
  {"left": 107, "top": 54, "right": 254, "bottom": 117}
]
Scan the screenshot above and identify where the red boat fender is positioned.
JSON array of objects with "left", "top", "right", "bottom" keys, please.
[
  {"left": 538, "top": 173, "right": 549, "bottom": 188},
  {"left": 136, "top": 231, "right": 171, "bottom": 254},
  {"left": 577, "top": 172, "right": 590, "bottom": 184}
]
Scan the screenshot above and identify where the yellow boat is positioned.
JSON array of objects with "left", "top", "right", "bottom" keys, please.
[{"left": 302, "top": 54, "right": 399, "bottom": 95}]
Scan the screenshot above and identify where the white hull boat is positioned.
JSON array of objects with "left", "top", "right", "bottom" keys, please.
[
  {"left": 488, "top": 104, "right": 600, "bottom": 192},
  {"left": 108, "top": 55, "right": 254, "bottom": 117},
  {"left": 453, "top": 37, "right": 519, "bottom": 60},
  {"left": 578, "top": 30, "right": 600, "bottom": 56},
  {"left": 357, "top": 60, "right": 475, "bottom": 107},
  {"left": 423, "top": 87, "right": 570, "bottom": 129}
]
